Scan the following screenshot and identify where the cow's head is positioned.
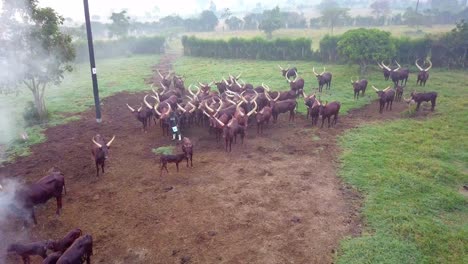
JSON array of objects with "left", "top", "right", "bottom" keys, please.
[
  {"left": 372, "top": 85, "right": 391, "bottom": 98},
  {"left": 379, "top": 61, "right": 399, "bottom": 73},
  {"left": 303, "top": 92, "right": 316, "bottom": 108},
  {"left": 92, "top": 134, "right": 115, "bottom": 160},
  {"left": 126, "top": 103, "right": 142, "bottom": 116},
  {"left": 415, "top": 59, "right": 432, "bottom": 72}
]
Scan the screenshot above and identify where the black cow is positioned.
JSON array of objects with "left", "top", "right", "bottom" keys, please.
[
  {"left": 373, "top": 86, "right": 396, "bottom": 113},
  {"left": 351, "top": 78, "right": 368, "bottom": 100},
  {"left": 313, "top": 67, "right": 332, "bottom": 92},
  {"left": 415, "top": 59, "right": 432, "bottom": 86},
  {"left": 91, "top": 134, "right": 115, "bottom": 177},
  {"left": 278, "top": 65, "right": 298, "bottom": 80}
]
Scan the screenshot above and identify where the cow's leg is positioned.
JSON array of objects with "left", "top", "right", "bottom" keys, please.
[
  {"left": 328, "top": 116, "right": 331, "bottom": 128},
  {"left": 176, "top": 162, "right": 179, "bottom": 172},
  {"left": 101, "top": 161, "right": 105, "bottom": 174},
  {"left": 22, "top": 255, "right": 30, "bottom": 264},
  {"left": 95, "top": 162, "right": 99, "bottom": 177},
  {"left": 431, "top": 99, "right": 436, "bottom": 111},
  {"left": 31, "top": 208, "right": 37, "bottom": 225},
  {"left": 416, "top": 102, "right": 421, "bottom": 111},
  {"left": 321, "top": 116, "right": 325, "bottom": 128},
  {"left": 56, "top": 196, "right": 62, "bottom": 215},
  {"left": 190, "top": 154, "right": 193, "bottom": 167}
]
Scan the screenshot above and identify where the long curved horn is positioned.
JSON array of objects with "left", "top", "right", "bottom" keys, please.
[
  {"left": 177, "top": 103, "right": 187, "bottom": 113},
  {"left": 251, "top": 90, "right": 259, "bottom": 102},
  {"left": 160, "top": 82, "right": 168, "bottom": 94},
  {"left": 106, "top": 135, "right": 115, "bottom": 147},
  {"left": 236, "top": 73, "right": 242, "bottom": 79},
  {"left": 351, "top": 77, "right": 354, "bottom": 84},
  {"left": 186, "top": 95, "right": 195, "bottom": 101},
  {"left": 415, "top": 59, "right": 424, "bottom": 71},
  {"left": 321, "top": 67, "right": 326, "bottom": 75},
  {"left": 92, "top": 137, "right": 102, "bottom": 148},
  {"left": 137, "top": 104, "right": 142, "bottom": 112},
  {"left": 312, "top": 67, "right": 318, "bottom": 75},
  {"left": 163, "top": 102, "right": 172, "bottom": 116},
  {"left": 236, "top": 103, "right": 245, "bottom": 117},
  {"left": 223, "top": 78, "right": 228, "bottom": 85},
  {"left": 195, "top": 85, "right": 201, "bottom": 96},
  {"left": 198, "top": 81, "right": 204, "bottom": 87},
  {"left": 425, "top": 59, "right": 432, "bottom": 71},
  {"left": 247, "top": 101, "right": 258, "bottom": 117},
  {"left": 188, "top": 102, "right": 197, "bottom": 113},
  {"left": 380, "top": 61, "right": 391, "bottom": 71},
  {"left": 293, "top": 71, "right": 299, "bottom": 82},
  {"left": 216, "top": 100, "right": 224, "bottom": 113},
  {"left": 273, "top": 91, "right": 281, "bottom": 101},
  {"left": 213, "top": 116, "right": 225, "bottom": 127},
  {"left": 152, "top": 88, "right": 159, "bottom": 96},
  {"left": 395, "top": 60, "right": 401, "bottom": 68},
  {"left": 240, "top": 91, "right": 248, "bottom": 103},
  {"left": 261, "top": 83, "right": 271, "bottom": 91},
  {"left": 153, "top": 99, "right": 161, "bottom": 116},
  {"left": 278, "top": 65, "right": 284, "bottom": 70},
  {"left": 377, "top": 62, "right": 384, "bottom": 69},
  {"left": 372, "top": 85, "right": 379, "bottom": 92},
  {"left": 156, "top": 69, "right": 164, "bottom": 79},
  {"left": 383, "top": 86, "right": 391, "bottom": 92},
  {"left": 208, "top": 81, "right": 214, "bottom": 86},
  {"left": 188, "top": 84, "right": 196, "bottom": 98},
  {"left": 204, "top": 101, "right": 214, "bottom": 113},
  {"left": 126, "top": 103, "right": 135, "bottom": 112},
  {"left": 302, "top": 90, "right": 307, "bottom": 99},
  {"left": 202, "top": 110, "right": 211, "bottom": 118},
  {"left": 226, "top": 98, "right": 236, "bottom": 105}
]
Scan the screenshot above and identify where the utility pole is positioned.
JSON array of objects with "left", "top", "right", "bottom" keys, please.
[{"left": 83, "top": 0, "right": 102, "bottom": 123}]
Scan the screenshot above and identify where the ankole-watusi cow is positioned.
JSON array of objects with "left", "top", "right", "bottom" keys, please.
[
  {"left": 262, "top": 83, "right": 297, "bottom": 101},
  {"left": 395, "top": 85, "right": 404, "bottom": 102},
  {"left": 126, "top": 102, "right": 151, "bottom": 132},
  {"left": 303, "top": 92, "right": 320, "bottom": 126},
  {"left": 264, "top": 92, "right": 298, "bottom": 123},
  {"left": 313, "top": 67, "right": 332, "bottom": 92},
  {"left": 380, "top": 61, "right": 409, "bottom": 87},
  {"left": 91, "top": 134, "right": 115, "bottom": 177},
  {"left": 278, "top": 65, "right": 298, "bottom": 79},
  {"left": 405, "top": 91, "right": 438, "bottom": 111},
  {"left": 14, "top": 167, "right": 66, "bottom": 225},
  {"left": 415, "top": 58, "right": 432, "bottom": 86},
  {"left": 377, "top": 61, "right": 395, "bottom": 81},
  {"left": 157, "top": 69, "right": 172, "bottom": 88},
  {"left": 372, "top": 86, "right": 395, "bottom": 113},
  {"left": 47, "top": 228, "right": 82, "bottom": 253},
  {"left": 213, "top": 115, "right": 244, "bottom": 152},
  {"left": 56, "top": 234, "right": 93, "bottom": 264},
  {"left": 286, "top": 72, "right": 305, "bottom": 96},
  {"left": 318, "top": 100, "right": 341, "bottom": 128},
  {"left": 182, "top": 137, "right": 193, "bottom": 167},
  {"left": 351, "top": 78, "right": 368, "bottom": 100},
  {"left": 255, "top": 105, "right": 272, "bottom": 135}
]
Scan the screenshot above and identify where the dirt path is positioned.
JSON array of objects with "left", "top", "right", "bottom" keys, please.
[{"left": 1, "top": 53, "right": 409, "bottom": 264}]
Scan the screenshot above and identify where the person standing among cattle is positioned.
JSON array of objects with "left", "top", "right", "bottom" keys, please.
[{"left": 169, "top": 111, "right": 181, "bottom": 141}]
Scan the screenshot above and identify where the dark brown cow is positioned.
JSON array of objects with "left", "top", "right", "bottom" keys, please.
[
  {"left": 372, "top": 86, "right": 396, "bottom": 113},
  {"left": 405, "top": 91, "right": 438, "bottom": 111},
  {"left": 255, "top": 105, "right": 272, "bottom": 135},
  {"left": 265, "top": 93, "right": 297, "bottom": 123},
  {"left": 213, "top": 116, "right": 244, "bottom": 152},
  {"left": 159, "top": 153, "right": 188, "bottom": 176},
  {"left": 381, "top": 61, "right": 409, "bottom": 87},
  {"left": 91, "top": 134, "right": 115, "bottom": 177},
  {"left": 303, "top": 92, "right": 320, "bottom": 126},
  {"left": 181, "top": 137, "right": 193, "bottom": 167},
  {"left": 7, "top": 241, "right": 48, "bottom": 263},
  {"left": 318, "top": 101, "right": 341, "bottom": 128},
  {"left": 313, "top": 67, "right": 332, "bottom": 92},
  {"left": 395, "top": 85, "right": 404, "bottom": 102},
  {"left": 278, "top": 65, "right": 298, "bottom": 80},
  {"left": 351, "top": 78, "right": 368, "bottom": 100},
  {"left": 286, "top": 72, "right": 305, "bottom": 96},
  {"left": 377, "top": 61, "right": 394, "bottom": 81},
  {"left": 157, "top": 69, "right": 172, "bottom": 88},
  {"left": 47, "top": 228, "right": 82, "bottom": 253},
  {"left": 262, "top": 83, "right": 297, "bottom": 101},
  {"left": 126, "top": 102, "right": 150, "bottom": 132},
  {"left": 415, "top": 59, "right": 432, "bottom": 86},
  {"left": 14, "top": 167, "right": 66, "bottom": 225},
  {"left": 42, "top": 252, "right": 62, "bottom": 264},
  {"left": 56, "top": 234, "right": 93, "bottom": 264}
]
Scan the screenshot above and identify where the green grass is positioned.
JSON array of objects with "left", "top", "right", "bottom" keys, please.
[
  {"left": 337, "top": 70, "right": 468, "bottom": 263},
  {"left": 0, "top": 55, "right": 160, "bottom": 163},
  {"left": 186, "top": 25, "right": 453, "bottom": 50},
  {"left": 152, "top": 146, "right": 174, "bottom": 155}
]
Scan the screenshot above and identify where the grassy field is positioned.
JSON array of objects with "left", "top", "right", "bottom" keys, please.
[
  {"left": 185, "top": 25, "right": 454, "bottom": 50},
  {"left": 172, "top": 55, "right": 468, "bottom": 263},
  {"left": 337, "top": 71, "right": 468, "bottom": 263},
  {"left": 0, "top": 55, "right": 159, "bottom": 162}
]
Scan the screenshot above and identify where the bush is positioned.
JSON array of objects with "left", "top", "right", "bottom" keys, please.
[
  {"left": 74, "top": 36, "right": 165, "bottom": 62},
  {"left": 23, "top": 101, "right": 44, "bottom": 127},
  {"left": 182, "top": 35, "right": 313, "bottom": 60}
]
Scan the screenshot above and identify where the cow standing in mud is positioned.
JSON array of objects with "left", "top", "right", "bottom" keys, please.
[
  {"left": 313, "top": 67, "right": 332, "bottom": 92},
  {"left": 405, "top": 91, "right": 438, "bottom": 111},
  {"left": 91, "top": 134, "right": 115, "bottom": 177},
  {"left": 318, "top": 101, "right": 341, "bottom": 128},
  {"left": 373, "top": 86, "right": 396, "bottom": 114},
  {"left": 182, "top": 137, "right": 193, "bottom": 167}
]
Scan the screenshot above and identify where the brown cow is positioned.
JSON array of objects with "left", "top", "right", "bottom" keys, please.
[
  {"left": 56, "top": 234, "right": 93, "bottom": 264},
  {"left": 15, "top": 167, "right": 66, "bottom": 225},
  {"left": 91, "top": 134, "right": 115, "bottom": 177}
]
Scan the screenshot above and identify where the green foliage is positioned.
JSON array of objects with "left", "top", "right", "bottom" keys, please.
[
  {"left": 319, "top": 35, "right": 340, "bottom": 62},
  {"left": 337, "top": 71, "right": 468, "bottom": 263},
  {"left": 259, "top": 6, "right": 282, "bottom": 38},
  {"left": 338, "top": 28, "right": 396, "bottom": 74},
  {"left": 152, "top": 146, "right": 174, "bottom": 155},
  {"left": 74, "top": 36, "right": 165, "bottom": 62},
  {"left": 431, "top": 20, "right": 468, "bottom": 68},
  {"left": 225, "top": 16, "right": 243, "bottom": 30},
  {"left": 320, "top": 6, "right": 350, "bottom": 34},
  {"left": 181, "top": 36, "right": 312, "bottom": 60},
  {"left": 22, "top": 101, "right": 43, "bottom": 127},
  {"left": 108, "top": 10, "right": 130, "bottom": 38},
  {"left": 199, "top": 10, "right": 218, "bottom": 31}
]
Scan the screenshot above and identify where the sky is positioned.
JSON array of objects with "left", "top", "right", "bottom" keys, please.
[{"left": 37, "top": 0, "right": 270, "bottom": 22}]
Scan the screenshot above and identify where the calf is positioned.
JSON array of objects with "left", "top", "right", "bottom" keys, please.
[
  {"left": 7, "top": 241, "right": 48, "bottom": 264},
  {"left": 255, "top": 106, "right": 272, "bottom": 135},
  {"left": 91, "top": 134, "right": 115, "bottom": 177},
  {"left": 318, "top": 101, "right": 341, "bottom": 128},
  {"left": 373, "top": 86, "right": 395, "bottom": 113},
  {"left": 181, "top": 137, "right": 193, "bottom": 167},
  {"left": 15, "top": 167, "right": 66, "bottom": 225},
  {"left": 47, "top": 228, "right": 82, "bottom": 253},
  {"left": 159, "top": 153, "right": 188, "bottom": 176},
  {"left": 351, "top": 78, "right": 368, "bottom": 100},
  {"left": 406, "top": 91, "right": 438, "bottom": 111},
  {"left": 42, "top": 252, "right": 62, "bottom": 264},
  {"left": 56, "top": 234, "right": 93, "bottom": 264},
  {"left": 395, "top": 85, "right": 404, "bottom": 102}
]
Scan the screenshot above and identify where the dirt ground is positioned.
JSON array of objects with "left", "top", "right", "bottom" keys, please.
[{"left": 1, "top": 53, "right": 411, "bottom": 264}]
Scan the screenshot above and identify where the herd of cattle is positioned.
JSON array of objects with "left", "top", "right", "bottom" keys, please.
[{"left": 0, "top": 59, "right": 439, "bottom": 264}]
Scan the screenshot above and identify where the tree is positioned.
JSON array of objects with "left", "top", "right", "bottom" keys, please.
[
  {"left": 430, "top": 0, "right": 459, "bottom": 13},
  {"left": 371, "top": 0, "right": 390, "bottom": 18},
  {"left": 320, "top": 7, "right": 349, "bottom": 34},
  {"left": 108, "top": 10, "right": 130, "bottom": 38},
  {"left": 199, "top": 10, "right": 218, "bottom": 31},
  {"left": 225, "top": 16, "right": 243, "bottom": 30},
  {"left": 259, "top": 6, "right": 282, "bottom": 39},
  {"left": 0, "top": 0, "right": 75, "bottom": 121},
  {"left": 338, "top": 28, "right": 396, "bottom": 75},
  {"left": 244, "top": 13, "right": 261, "bottom": 30}
]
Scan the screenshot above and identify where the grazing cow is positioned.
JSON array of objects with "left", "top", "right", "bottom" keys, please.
[
  {"left": 7, "top": 241, "right": 48, "bottom": 263},
  {"left": 159, "top": 153, "right": 188, "bottom": 176},
  {"left": 405, "top": 91, "right": 438, "bottom": 111},
  {"left": 126, "top": 102, "right": 150, "bottom": 132},
  {"left": 372, "top": 86, "right": 396, "bottom": 113},
  {"left": 318, "top": 101, "right": 341, "bottom": 128},
  {"left": 395, "top": 85, "right": 404, "bottom": 102},
  {"left": 351, "top": 78, "right": 368, "bottom": 100},
  {"left": 265, "top": 93, "right": 297, "bottom": 123},
  {"left": 14, "top": 167, "right": 66, "bottom": 225},
  {"left": 56, "top": 234, "right": 93, "bottom": 264},
  {"left": 91, "top": 134, "right": 115, "bottom": 177},
  {"left": 255, "top": 106, "right": 272, "bottom": 135},
  {"left": 278, "top": 65, "right": 298, "bottom": 80},
  {"left": 286, "top": 73, "right": 305, "bottom": 96},
  {"left": 313, "top": 67, "right": 332, "bottom": 92},
  {"left": 47, "top": 228, "right": 82, "bottom": 253},
  {"left": 42, "top": 252, "right": 62, "bottom": 264},
  {"left": 181, "top": 137, "right": 193, "bottom": 167},
  {"left": 415, "top": 59, "right": 432, "bottom": 86}
]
